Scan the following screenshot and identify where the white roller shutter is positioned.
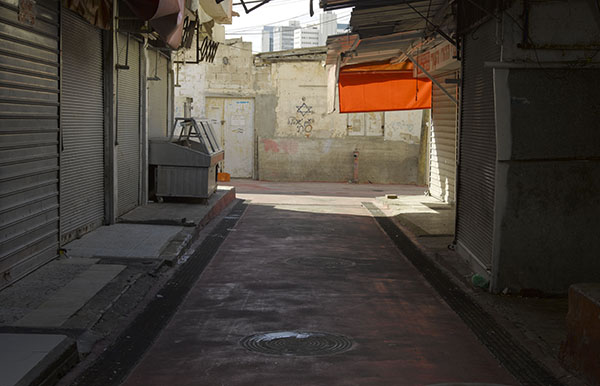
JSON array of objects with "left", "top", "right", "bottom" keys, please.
[
  {"left": 60, "top": 9, "right": 104, "bottom": 244},
  {"left": 455, "top": 19, "right": 501, "bottom": 271},
  {"left": 117, "top": 34, "right": 141, "bottom": 216},
  {"left": 429, "top": 71, "right": 458, "bottom": 203},
  {"left": 0, "top": 0, "right": 60, "bottom": 288}
]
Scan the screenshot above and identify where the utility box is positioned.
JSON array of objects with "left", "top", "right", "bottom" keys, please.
[{"left": 149, "top": 118, "right": 224, "bottom": 199}]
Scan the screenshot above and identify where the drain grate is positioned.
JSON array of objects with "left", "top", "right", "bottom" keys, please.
[
  {"left": 286, "top": 256, "right": 356, "bottom": 269},
  {"left": 240, "top": 331, "right": 353, "bottom": 356}
]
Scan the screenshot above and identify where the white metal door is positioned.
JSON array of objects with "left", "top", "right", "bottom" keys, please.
[
  {"left": 206, "top": 97, "right": 225, "bottom": 148},
  {"left": 207, "top": 98, "right": 254, "bottom": 178},
  {"left": 224, "top": 99, "right": 254, "bottom": 178}
]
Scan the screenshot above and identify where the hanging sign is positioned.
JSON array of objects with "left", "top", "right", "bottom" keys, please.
[{"left": 414, "top": 41, "right": 459, "bottom": 78}]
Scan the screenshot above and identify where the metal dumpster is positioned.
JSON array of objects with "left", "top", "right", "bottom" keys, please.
[{"left": 149, "top": 118, "right": 224, "bottom": 199}]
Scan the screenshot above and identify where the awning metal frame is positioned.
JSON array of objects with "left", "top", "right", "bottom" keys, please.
[
  {"left": 405, "top": 2, "right": 457, "bottom": 49},
  {"left": 401, "top": 49, "right": 458, "bottom": 105},
  {"left": 235, "top": 0, "right": 273, "bottom": 14}
]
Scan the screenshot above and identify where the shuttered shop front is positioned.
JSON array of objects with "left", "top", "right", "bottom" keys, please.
[
  {"left": 147, "top": 49, "right": 169, "bottom": 138},
  {"left": 60, "top": 9, "right": 104, "bottom": 244},
  {"left": 429, "top": 71, "right": 458, "bottom": 203},
  {"left": 0, "top": 0, "right": 60, "bottom": 287},
  {"left": 117, "top": 34, "right": 141, "bottom": 216},
  {"left": 455, "top": 19, "right": 500, "bottom": 271}
]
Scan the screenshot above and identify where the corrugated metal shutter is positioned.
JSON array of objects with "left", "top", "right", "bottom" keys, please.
[
  {"left": 60, "top": 9, "right": 104, "bottom": 244},
  {"left": 429, "top": 71, "right": 458, "bottom": 203},
  {"left": 0, "top": 0, "right": 60, "bottom": 288},
  {"left": 117, "top": 34, "right": 140, "bottom": 216},
  {"left": 147, "top": 49, "right": 168, "bottom": 138},
  {"left": 455, "top": 20, "right": 500, "bottom": 270}
]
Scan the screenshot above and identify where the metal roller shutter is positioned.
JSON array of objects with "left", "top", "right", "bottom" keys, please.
[
  {"left": 117, "top": 34, "right": 140, "bottom": 216},
  {"left": 147, "top": 49, "right": 169, "bottom": 138},
  {"left": 0, "top": 0, "right": 60, "bottom": 288},
  {"left": 455, "top": 20, "right": 500, "bottom": 270},
  {"left": 60, "top": 9, "right": 104, "bottom": 244},
  {"left": 429, "top": 71, "right": 458, "bottom": 203}
]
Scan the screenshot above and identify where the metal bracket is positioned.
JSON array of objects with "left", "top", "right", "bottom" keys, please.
[
  {"left": 174, "top": 19, "right": 219, "bottom": 64},
  {"left": 237, "top": 0, "right": 272, "bottom": 14},
  {"left": 116, "top": 32, "right": 130, "bottom": 70},
  {"left": 402, "top": 50, "right": 457, "bottom": 105},
  {"left": 147, "top": 49, "right": 161, "bottom": 81},
  {"left": 174, "top": 62, "right": 181, "bottom": 87},
  {"left": 406, "top": 2, "right": 456, "bottom": 47}
]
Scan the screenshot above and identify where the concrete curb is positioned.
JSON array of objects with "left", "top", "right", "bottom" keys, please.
[
  {"left": 4, "top": 334, "right": 79, "bottom": 386},
  {"left": 1, "top": 188, "right": 237, "bottom": 386},
  {"left": 369, "top": 200, "right": 584, "bottom": 386},
  {"left": 160, "top": 187, "right": 236, "bottom": 266}
]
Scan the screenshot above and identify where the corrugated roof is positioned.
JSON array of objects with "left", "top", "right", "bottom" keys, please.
[
  {"left": 350, "top": 0, "right": 449, "bottom": 38},
  {"left": 325, "top": 33, "right": 360, "bottom": 65},
  {"left": 320, "top": 0, "right": 402, "bottom": 11},
  {"left": 321, "top": 0, "right": 454, "bottom": 40},
  {"left": 255, "top": 46, "right": 327, "bottom": 63},
  {"left": 326, "top": 31, "right": 441, "bottom": 67}
]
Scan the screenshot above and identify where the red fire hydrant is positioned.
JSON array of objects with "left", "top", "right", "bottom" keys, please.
[{"left": 352, "top": 150, "right": 359, "bottom": 183}]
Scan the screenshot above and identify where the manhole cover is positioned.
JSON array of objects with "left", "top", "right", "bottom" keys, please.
[
  {"left": 240, "top": 331, "right": 353, "bottom": 356},
  {"left": 286, "top": 257, "right": 356, "bottom": 268}
]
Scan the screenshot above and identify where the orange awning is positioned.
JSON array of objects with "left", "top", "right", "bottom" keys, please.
[{"left": 338, "top": 61, "right": 431, "bottom": 113}]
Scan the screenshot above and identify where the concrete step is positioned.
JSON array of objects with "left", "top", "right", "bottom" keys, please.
[
  {"left": 14, "top": 264, "right": 125, "bottom": 328},
  {"left": 0, "top": 333, "right": 78, "bottom": 386},
  {"left": 560, "top": 283, "right": 600, "bottom": 385}
]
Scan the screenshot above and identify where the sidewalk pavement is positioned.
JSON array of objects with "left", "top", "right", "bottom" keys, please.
[
  {"left": 374, "top": 193, "right": 583, "bottom": 386},
  {"left": 0, "top": 186, "right": 235, "bottom": 386}
]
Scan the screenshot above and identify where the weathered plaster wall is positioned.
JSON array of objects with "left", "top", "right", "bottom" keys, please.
[
  {"left": 254, "top": 58, "right": 426, "bottom": 183},
  {"left": 174, "top": 61, "right": 207, "bottom": 117},
  {"left": 205, "top": 39, "right": 255, "bottom": 96},
  {"left": 492, "top": 68, "right": 600, "bottom": 294},
  {"left": 272, "top": 62, "right": 347, "bottom": 138},
  {"left": 176, "top": 42, "right": 427, "bottom": 184},
  {"left": 258, "top": 137, "right": 419, "bottom": 183},
  {"left": 174, "top": 39, "right": 254, "bottom": 118},
  {"left": 501, "top": 0, "right": 600, "bottom": 64}
]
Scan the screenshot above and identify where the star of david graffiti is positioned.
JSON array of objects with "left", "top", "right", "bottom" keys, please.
[
  {"left": 296, "top": 102, "right": 313, "bottom": 116},
  {"left": 296, "top": 97, "right": 313, "bottom": 117},
  {"left": 289, "top": 97, "right": 315, "bottom": 137}
]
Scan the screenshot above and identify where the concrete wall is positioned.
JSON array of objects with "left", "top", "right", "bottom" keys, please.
[
  {"left": 176, "top": 41, "right": 427, "bottom": 184},
  {"left": 255, "top": 58, "right": 424, "bottom": 183},
  {"left": 258, "top": 137, "right": 419, "bottom": 183},
  {"left": 174, "top": 39, "right": 254, "bottom": 118},
  {"left": 487, "top": 0, "right": 600, "bottom": 293},
  {"left": 492, "top": 68, "right": 600, "bottom": 293}
]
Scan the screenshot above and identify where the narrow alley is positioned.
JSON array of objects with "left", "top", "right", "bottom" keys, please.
[
  {"left": 2, "top": 1, "right": 599, "bottom": 385},
  {"left": 70, "top": 181, "right": 518, "bottom": 386}
]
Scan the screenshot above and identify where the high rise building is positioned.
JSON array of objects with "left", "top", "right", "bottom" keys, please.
[
  {"left": 294, "top": 26, "right": 319, "bottom": 49},
  {"left": 319, "top": 11, "right": 337, "bottom": 46},
  {"left": 261, "top": 25, "right": 274, "bottom": 52},
  {"left": 272, "top": 20, "right": 300, "bottom": 51}
]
